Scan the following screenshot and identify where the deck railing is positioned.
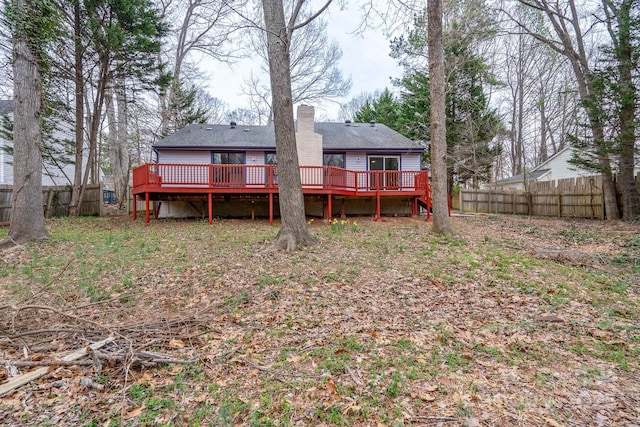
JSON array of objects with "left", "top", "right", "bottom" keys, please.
[{"left": 133, "top": 163, "right": 429, "bottom": 193}]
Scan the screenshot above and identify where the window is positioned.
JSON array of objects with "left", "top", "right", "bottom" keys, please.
[
  {"left": 323, "top": 154, "right": 345, "bottom": 168},
  {"left": 213, "top": 152, "right": 244, "bottom": 164},
  {"left": 265, "top": 153, "right": 277, "bottom": 165},
  {"left": 369, "top": 156, "right": 400, "bottom": 189},
  {"left": 265, "top": 153, "right": 277, "bottom": 184},
  {"left": 211, "top": 152, "right": 244, "bottom": 185}
]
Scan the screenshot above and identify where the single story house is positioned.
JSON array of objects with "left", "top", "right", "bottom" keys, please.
[
  {"left": 132, "top": 105, "right": 431, "bottom": 223},
  {"left": 490, "top": 147, "right": 600, "bottom": 191}
]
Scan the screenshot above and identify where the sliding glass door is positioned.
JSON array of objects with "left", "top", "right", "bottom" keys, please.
[{"left": 369, "top": 156, "right": 399, "bottom": 190}]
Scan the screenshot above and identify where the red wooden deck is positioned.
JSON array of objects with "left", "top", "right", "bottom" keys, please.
[{"left": 131, "top": 163, "right": 431, "bottom": 224}]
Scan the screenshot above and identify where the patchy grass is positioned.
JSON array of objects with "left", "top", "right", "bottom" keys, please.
[{"left": 0, "top": 214, "right": 639, "bottom": 426}]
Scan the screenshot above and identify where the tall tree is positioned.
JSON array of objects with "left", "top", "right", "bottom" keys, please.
[
  {"left": 338, "top": 90, "right": 380, "bottom": 122},
  {"left": 428, "top": 0, "right": 453, "bottom": 235},
  {"left": 246, "top": 1, "right": 350, "bottom": 124},
  {"left": 354, "top": 88, "right": 402, "bottom": 127},
  {"left": 156, "top": 0, "right": 238, "bottom": 134},
  {"left": 514, "top": 0, "right": 621, "bottom": 219},
  {"left": 601, "top": 0, "right": 639, "bottom": 220},
  {"left": 261, "top": 0, "right": 330, "bottom": 249},
  {"left": 65, "top": 0, "right": 165, "bottom": 213},
  {"left": 391, "top": 1, "right": 501, "bottom": 191},
  {"left": 0, "top": 0, "right": 55, "bottom": 248}
]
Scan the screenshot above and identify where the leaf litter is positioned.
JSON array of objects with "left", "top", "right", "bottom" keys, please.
[{"left": 0, "top": 213, "right": 638, "bottom": 426}]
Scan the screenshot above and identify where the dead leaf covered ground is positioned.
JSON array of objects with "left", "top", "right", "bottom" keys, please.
[{"left": 0, "top": 213, "right": 638, "bottom": 426}]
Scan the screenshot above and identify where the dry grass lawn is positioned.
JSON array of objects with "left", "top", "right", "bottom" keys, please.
[{"left": 0, "top": 213, "right": 638, "bottom": 426}]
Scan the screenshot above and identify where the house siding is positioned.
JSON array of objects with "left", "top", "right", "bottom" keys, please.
[
  {"left": 0, "top": 119, "right": 84, "bottom": 186},
  {"left": 401, "top": 153, "right": 422, "bottom": 188},
  {"left": 345, "top": 152, "right": 366, "bottom": 171},
  {"left": 542, "top": 149, "right": 590, "bottom": 181},
  {"left": 157, "top": 150, "right": 211, "bottom": 164},
  {"left": 345, "top": 152, "right": 367, "bottom": 189},
  {"left": 401, "top": 153, "right": 421, "bottom": 171},
  {"left": 0, "top": 150, "right": 12, "bottom": 185},
  {"left": 246, "top": 151, "right": 266, "bottom": 166}
]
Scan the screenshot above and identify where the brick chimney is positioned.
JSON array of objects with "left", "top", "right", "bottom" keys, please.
[{"left": 295, "top": 105, "right": 322, "bottom": 167}]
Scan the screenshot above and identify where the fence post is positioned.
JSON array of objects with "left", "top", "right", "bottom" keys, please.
[
  {"left": 557, "top": 193, "right": 562, "bottom": 218},
  {"left": 459, "top": 189, "right": 463, "bottom": 214},
  {"left": 99, "top": 182, "right": 104, "bottom": 217},
  {"left": 44, "top": 188, "right": 54, "bottom": 218}
]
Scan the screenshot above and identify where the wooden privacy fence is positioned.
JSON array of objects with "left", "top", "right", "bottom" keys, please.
[
  {"left": 0, "top": 184, "right": 103, "bottom": 223},
  {"left": 460, "top": 176, "right": 605, "bottom": 219}
]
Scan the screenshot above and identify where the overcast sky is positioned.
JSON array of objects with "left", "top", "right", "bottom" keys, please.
[{"left": 202, "top": 2, "right": 404, "bottom": 122}]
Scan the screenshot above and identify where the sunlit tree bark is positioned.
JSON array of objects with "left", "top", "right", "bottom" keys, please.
[
  {"left": 262, "top": 0, "right": 330, "bottom": 249},
  {"left": 428, "top": 0, "right": 453, "bottom": 235},
  {"left": 1, "top": 0, "right": 50, "bottom": 249}
]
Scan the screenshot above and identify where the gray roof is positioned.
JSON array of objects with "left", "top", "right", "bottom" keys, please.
[
  {"left": 494, "top": 169, "right": 550, "bottom": 184},
  {"left": 154, "top": 122, "right": 425, "bottom": 153},
  {"left": 0, "top": 100, "right": 13, "bottom": 114}
]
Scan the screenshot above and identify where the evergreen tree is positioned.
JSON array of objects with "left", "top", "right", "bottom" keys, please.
[
  {"left": 64, "top": 0, "right": 166, "bottom": 213},
  {"left": 162, "top": 81, "right": 210, "bottom": 136},
  {"left": 568, "top": 0, "right": 639, "bottom": 220},
  {"left": 354, "top": 89, "right": 402, "bottom": 128},
  {"left": 389, "top": 1, "right": 502, "bottom": 190}
]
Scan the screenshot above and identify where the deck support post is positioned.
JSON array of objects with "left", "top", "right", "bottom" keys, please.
[
  {"left": 411, "top": 198, "right": 417, "bottom": 218},
  {"left": 269, "top": 192, "right": 274, "bottom": 225},
  {"left": 340, "top": 199, "right": 346, "bottom": 219},
  {"left": 132, "top": 194, "right": 137, "bottom": 220},
  {"left": 327, "top": 194, "right": 332, "bottom": 221},
  {"left": 145, "top": 192, "right": 150, "bottom": 225},
  {"left": 375, "top": 189, "right": 381, "bottom": 222},
  {"left": 426, "top": 198, "right": 431, "bottom": 222},
  {"left": 208, "top": 193, "right": 213, "bottom": 224}
]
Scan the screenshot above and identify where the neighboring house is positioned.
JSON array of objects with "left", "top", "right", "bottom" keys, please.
[
  {"left": 0, "top": 99, "right": 92, "bottom": 187},
  {"left": 0, "top": 100, "right": 12, "bottom": 185},
  {"left": 490, "top": 147, "right": 600, "bottom": 191},
  {"left": 132, "top": 105, "right": 430, "bottom": 223}
]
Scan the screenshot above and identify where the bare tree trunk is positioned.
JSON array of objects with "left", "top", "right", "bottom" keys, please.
[
  {"left": 114, "top": 78, "right": 130, "bottom": 207},
  {"left": 69, "top": 0, "right": 84, "bottom": 217},
  {"left": 515, "top": 33, "right": 525, "bottom": 176},
  {"left": 539, "top": 98, "right": 548, "bottom": 162},
  {"left": 605, "top": 0, "right": 639, "bottom": 221},
  {"left": 517, "top": 0, "right": 620, "bottom": 219},
  {"left": 262, "top": 0, "right": 317, "bottom": 250},
  {"left": 428, "top": 0, "right": 453, "bottom": 236},
  {"left": 1, "top": 0, "right": 49, "bottom": 249}
]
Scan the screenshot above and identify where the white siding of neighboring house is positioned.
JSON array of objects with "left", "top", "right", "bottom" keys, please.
[
  {"left": 0, "top": 119, "right": 94, "bottom": 186},
  {"left": 538, "top": 148, "right": 591, "bottom": 181},
  {"left": 0, "top": 150, "right": 11, "bottom": 185}
]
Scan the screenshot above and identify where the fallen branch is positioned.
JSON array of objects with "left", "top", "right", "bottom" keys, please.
[
  {"left": 1, "top": 360, "right": 95, "bottom": 367},
  {"left": 0, "top": 337, "right": 114, "bottom": 397},
  {"left": 411, "top": 415, "right": 459, "bottom": 423},
  {"left": 7, "top": 305, "right": 124, "bottom": 339},
  {"left": 7, "top": 328, "right": 85, "bottom": 339}
]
